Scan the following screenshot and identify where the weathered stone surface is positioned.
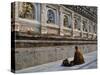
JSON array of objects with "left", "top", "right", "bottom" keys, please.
[{"left": 15, "top": 44, "right": 97, "bottom": 70}]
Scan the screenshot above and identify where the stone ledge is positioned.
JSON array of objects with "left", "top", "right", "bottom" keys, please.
[
  {"left": 15, "top": 40, "right": 97, "bottom": 48},
  {"left": 14, "top": 31, "right": 97, "bottom": 41}
]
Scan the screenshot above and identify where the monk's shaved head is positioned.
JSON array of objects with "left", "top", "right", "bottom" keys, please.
[{"left": 75, "top": 46, "right": 78, "bottom": 50}]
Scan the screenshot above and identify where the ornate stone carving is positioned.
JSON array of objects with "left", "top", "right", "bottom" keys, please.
[
  {"left": 83, "top": 19, "right": 88, "bottom": 32},
  {"left": 19, "top": 2, "right": 35, "bottom": 20},
  {"left": 74, "top": 15, "right": 81, "bottom": 30},
  {"left": 47, "top": 9, "right": 55, "bottom": 24},
  {"left": 47, "top": 27, "right": 59, "bottom": 35},
  {"left": 63, "top": 15, "right": 68, "bottom": 27}
]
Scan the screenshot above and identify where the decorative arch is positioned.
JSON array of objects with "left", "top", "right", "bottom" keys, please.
[
  {"left": 47, "top": 9, "right": 55, "bottom": 24},
  {"left": 83, "top": 19, "right": 88, "bottom": 32},
  {"left": 63, "top": 15, "right": 69, "bottom": 27},
  {"left": 74, "top": 17, "right": 78, "bottom": 29},
  {"left": 74, "top": 15, "right": 81, "bottom": 30}
]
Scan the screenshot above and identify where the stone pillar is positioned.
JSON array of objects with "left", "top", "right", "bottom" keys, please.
[
  {"left": 81, "top": 16, "right": 83, "bottom": 38},
  {"left": 15, "top": 2, "right": 19, "bottom": 19},
  {"left": 95, "top": 23, "right": 97, "bottom": 34},
  {"left": 87, "top": 19, "right": 89, "bottom": 38},
  {"left": 59, "top": 7, "right": 64, "bottom": 36},
  {"left": 40, "top": 4, "right": 47, "bottom": 34},
  {"left": 71, "top": 12, "right": 75, "bottom": 38},
  {"left": 14, "top": 2, "right": 20, "bottom": 32}
]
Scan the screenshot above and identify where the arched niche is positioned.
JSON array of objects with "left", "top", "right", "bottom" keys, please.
[{"left": 47, "top": 9, "right": 56, "bottom": 24}]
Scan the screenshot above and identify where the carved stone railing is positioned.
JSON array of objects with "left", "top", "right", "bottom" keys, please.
[
  {"left": 73, "top": 30, "right": 81, "bottom": 38},
  {"left": 63, "top": 28, "right": 72, "bottom": 37},
  {"left": 83, "top": 32, "right": 88, "bottom": 38}
]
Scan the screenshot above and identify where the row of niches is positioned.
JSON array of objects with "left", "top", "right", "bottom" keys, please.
[{"left": 15, "top": 2, "right": 97, "bottom": 34}]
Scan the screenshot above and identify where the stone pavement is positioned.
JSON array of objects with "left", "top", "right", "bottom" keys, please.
[{"left": 16, "top": 51, "right": 97, "bottom": 73}]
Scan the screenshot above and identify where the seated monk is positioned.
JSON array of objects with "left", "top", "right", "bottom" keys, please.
[
  {"left": 62, "top": 46, "right": 85, "bottom": 67},
  {"left": 72, "top": 46, "right": 85, "bottom": 65}
]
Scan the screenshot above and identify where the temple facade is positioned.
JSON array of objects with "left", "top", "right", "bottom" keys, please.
[
  {"left": 11, "top": 2, "right": 97, "bottom": 39},
  {"left": 11, "top": 2, "right": 97, "bottom": 70}
]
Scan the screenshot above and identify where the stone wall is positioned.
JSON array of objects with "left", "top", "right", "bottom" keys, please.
[
  {"left": 11, "top": 2, "right": 97, "bottom": 71},
  {"left": 15, "top": 44, "right": 97, "bottom": 70}
]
